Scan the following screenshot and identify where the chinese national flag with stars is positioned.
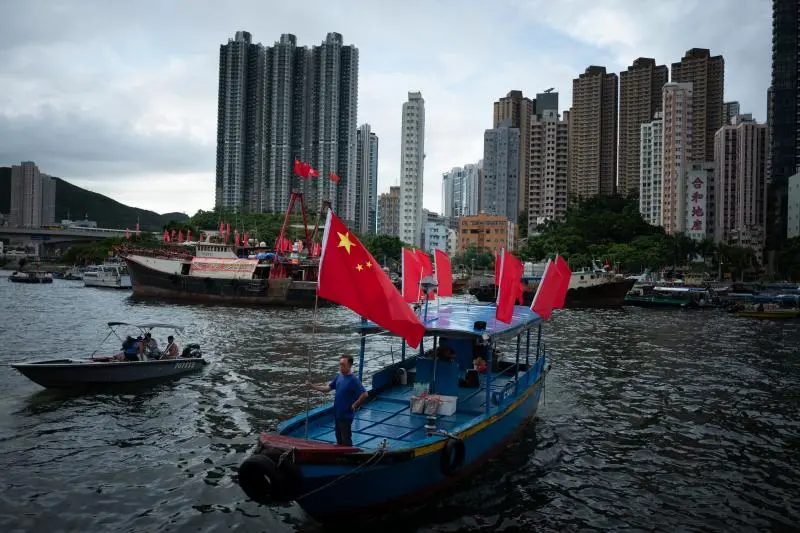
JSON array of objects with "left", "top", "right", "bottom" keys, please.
[{"left": 317, "top": 210, "right": 425, "bottom": 348}]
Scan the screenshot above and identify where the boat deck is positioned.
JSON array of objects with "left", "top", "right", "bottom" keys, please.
[{"left": 284, "top": 371, "right": 522, "bottom": 450}]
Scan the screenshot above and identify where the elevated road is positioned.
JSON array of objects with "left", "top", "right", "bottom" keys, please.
[{"left": 0, "top": 226, "right": 160, "bottom": 248}]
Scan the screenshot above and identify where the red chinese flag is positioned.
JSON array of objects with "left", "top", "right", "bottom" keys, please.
[
  {"left": 318, "top": 211, "right": 425, "bottom": 349},
  {"left": 235, "top": 231, "right": 241, "bottom": 247},
  {"left": 309, "top": 166, "right": 319, "bottom": 178},
  {"left": 163, "top": 229, "right": 169, "bottom": 243},
  {"left": 433, "top": 249, "right": 453, "bottom": 297},
  {"left": 495, "top": 250, "right": 523, "bottom": 324},
  {"left": 243, "top": 231, "right": 249, "bottom": 248},
  {"left": 402, "top": 248, "right": 422, "bottom": 303},
  {"left": 171, "top": 229, "right": 177, "bottom": 241},
  {"left": 552, "top": 255, "right": 572, "bottom": 309},
  {"left": 294, "top": 159, "right": 310, "bottom": 178},
  {"left": 329, "top": 171, "right": 340, "bottom": 184}
]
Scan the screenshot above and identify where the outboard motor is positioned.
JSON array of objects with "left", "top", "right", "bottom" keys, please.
[{"left": 181, "top": 343, "right": 202, "bottom": 358}]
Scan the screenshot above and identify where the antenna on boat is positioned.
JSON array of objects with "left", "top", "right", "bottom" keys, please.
[
  {"left": 303, "top": 292, "right": 321, "bottom": 440},
  {"left": 419, "top": 276, "right": 438, "bottom": 323}
]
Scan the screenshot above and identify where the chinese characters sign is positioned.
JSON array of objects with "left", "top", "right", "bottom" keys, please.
[{"left": 686, "top": 174, "right": 707, "bottom": 239}]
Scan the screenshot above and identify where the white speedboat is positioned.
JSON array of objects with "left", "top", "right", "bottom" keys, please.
[{"left": 84, "top": 258, "right": 132, "bottom": 289}]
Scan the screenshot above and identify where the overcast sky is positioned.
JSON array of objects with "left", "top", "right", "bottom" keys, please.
[{"left": 0, "top": 0, "right": 771, "bottom": 217}]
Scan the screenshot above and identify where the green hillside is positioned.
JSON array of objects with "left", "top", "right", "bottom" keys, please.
[{"left": 0, "top": 167, "right": 188, "bottom": 230}]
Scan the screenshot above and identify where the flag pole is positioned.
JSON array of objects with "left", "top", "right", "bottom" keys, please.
[{"left": 303, "top": 292, "right": 320, "bottom": 440}]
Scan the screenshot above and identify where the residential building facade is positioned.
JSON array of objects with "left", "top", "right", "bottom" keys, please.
[
  {"left": 568, "top": 66, "right": 618, "bottom": 200},
  {"left": 355, "top": 124, "right": 379, "bottom": 234},
  {"left": 618, "top": 58, "right": 668, "bottom": 195},
  {"left": 442, "top": 163, "right": 481, "bottom": 219},
  {"left": 528, "top": 109, "right": 569, "bottom": 229},
  {"left": 377, "top": 185, "right": 400, "bottom": 236},
  {"left": 768, "top": 0, "right": 800, "bottom": 247},
  {"left": 661, "top": 83, "right": 694, "bottom": 234},
  {"left": 639, "top": 112, "right": 664, "bottom": 226},
  {"left": 9, "top": 161, "right": 54, "bottom": 228},
  {"left": 482, "top": 119, "right": 520, "bottom": 222},
  {"left": 724, "top": 101, "right": 741, "bottom": 125},
  {"left": 670, "top": 48, "right": 725, "bottom": 163},
  {"left": 399, "top": 92, "right": 425, "bottom": 246},
  {"left": 493, "top": 90, "right": 534, "bottom": 214},
  {"left": 458, "top": 214, "right": 515, "bottom": 254},
  {"left": 788, "top": 171, "right": 800, "bottom": 238},
  {"left": 215, "top": 31, "right": 359, "bottom": 220},
  {"left": 714, "top": 115, "right": 769, "bottom": 261}
]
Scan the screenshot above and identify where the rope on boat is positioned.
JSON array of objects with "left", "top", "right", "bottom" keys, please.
[
  {"left": 303, "top": 292, "right": 321, "bottom": 440},
  {"left": 294, "top": 441, "right": 388, "bottom": 501}
]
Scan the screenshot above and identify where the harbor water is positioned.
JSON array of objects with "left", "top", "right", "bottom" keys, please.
[{"left": 0, "top": 273, "right": 798, "bottom": 532}]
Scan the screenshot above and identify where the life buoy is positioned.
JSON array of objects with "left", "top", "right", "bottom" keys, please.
[
  {"left": 237, "top": 453, "right": 302, "bottom": 504},
  {"left": 439, "top": 437, "right": 466, "bottom": 476}
]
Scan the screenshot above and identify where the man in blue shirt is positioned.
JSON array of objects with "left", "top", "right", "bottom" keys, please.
[{"left": 308, "top": 355, "right": 369, "bottom": 446}]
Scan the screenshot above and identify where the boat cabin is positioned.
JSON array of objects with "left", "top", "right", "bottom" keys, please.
[{"left": 278, "top": 303, "right": 548, "bottom": 451}]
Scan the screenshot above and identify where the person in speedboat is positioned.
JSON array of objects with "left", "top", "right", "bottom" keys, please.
[
  {"left": 139, "top": 332, "right": 160, "bottom": 359},
  {"left": 160, "top": 336, "right": 180, "bottom": 359}
]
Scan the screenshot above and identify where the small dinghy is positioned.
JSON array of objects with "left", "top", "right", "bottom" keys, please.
[
  {"left": 11, "top": 322, "right": 208, "bottom": 389},
  {"left": 9, "top": 271, "right": 53, "bottom": 284}
]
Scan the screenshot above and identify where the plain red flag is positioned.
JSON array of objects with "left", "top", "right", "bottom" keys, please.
[
  {"left": 317, "top": 211, "right": 425, "bottom": 349},
  {"left": 433, "top": 249, "right": 453, "bottom": 297},
  {"left": 294, "top": 159, "right": 310, "bottom": 178},
  {"left": 552, "top": 255, "right": 572, "bottom": 309},
  {"left": 402, "top": 248, "right": 423, "bottom": 303},
  {"left": 415, "top": 249, "right": 435, "bottom": 300},
  {"left": 531, "top": 258, "right": 568, "bottom": 319},
  {"left": 495, "top": 250, "right": 524, "bottom": 324},
  {"left": 494, "top": 248, "right": 504, "bottom": 286}
]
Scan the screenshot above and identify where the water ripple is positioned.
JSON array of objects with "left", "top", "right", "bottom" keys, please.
[{"left": 0, "top": 278, "right": 799, "bottom": 531}]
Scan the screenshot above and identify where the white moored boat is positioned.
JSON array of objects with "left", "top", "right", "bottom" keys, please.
[{"left": 83, "top": 258, "right": 132, "bottom": 289}]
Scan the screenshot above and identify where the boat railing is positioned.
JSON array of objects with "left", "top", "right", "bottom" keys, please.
[{"left": 114, "top": 245, "right": 194, "bottom": 261}]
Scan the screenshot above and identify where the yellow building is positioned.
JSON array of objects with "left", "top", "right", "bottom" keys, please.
[{"left": 458, "top": 214, "right": 515, "bottom": 253}]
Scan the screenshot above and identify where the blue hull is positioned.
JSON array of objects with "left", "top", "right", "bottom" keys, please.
[{"left": 292, "top": 370, "right": 545, "bottom": 522}]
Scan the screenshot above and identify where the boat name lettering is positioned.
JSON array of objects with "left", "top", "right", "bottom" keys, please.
[{"left": 174, "top": 362, "right": 196, "bottom": 370}]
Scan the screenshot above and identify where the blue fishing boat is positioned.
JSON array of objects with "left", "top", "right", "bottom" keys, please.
[{"left": 237, "top": 301, "right": 550, "bottom": 522}]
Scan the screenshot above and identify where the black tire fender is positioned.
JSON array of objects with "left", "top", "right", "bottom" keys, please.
[
  {"left": 439, "top": 437, "right": 466, "bottom": 477},
  {"left": 238, "top": 454, "right": 285, "bottom": 505}
]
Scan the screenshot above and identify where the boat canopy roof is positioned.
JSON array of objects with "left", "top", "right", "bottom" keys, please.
[
  {"left": 107, "top": 321, "right": 185, "bottom": 332},
  {"left": 358, "top": 303, "right": 542, "bottom": 341},
  {"left": 654, "top": 286, "right": 708, "bottom": 292}
]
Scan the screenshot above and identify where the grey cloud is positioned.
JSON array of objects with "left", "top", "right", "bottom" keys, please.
[{"left": 0, "top": 107, "right": 213, "bottom": 179}]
